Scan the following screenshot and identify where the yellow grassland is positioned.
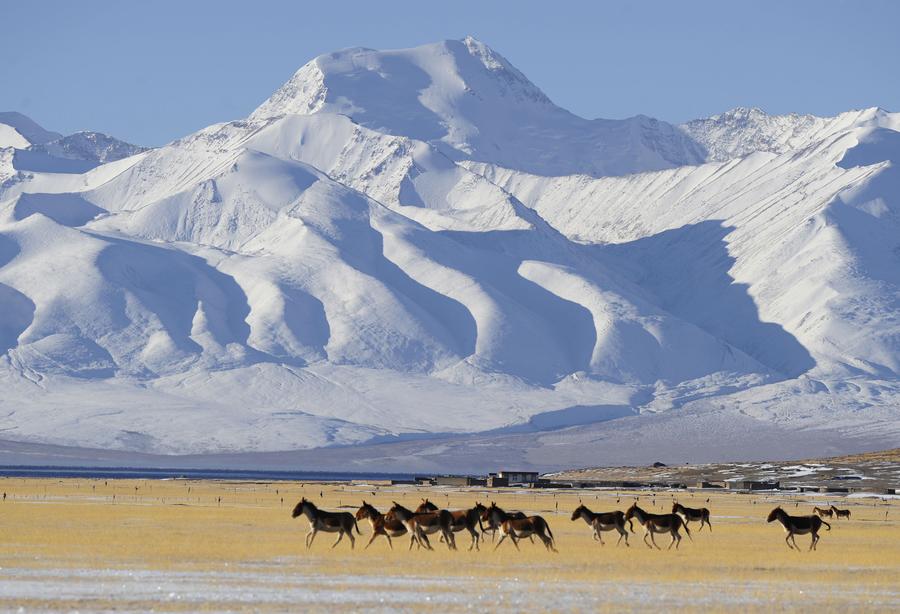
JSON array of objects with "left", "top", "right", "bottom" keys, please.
[{"left": 0, "top": 478, "right": 898, "bottom": 612}]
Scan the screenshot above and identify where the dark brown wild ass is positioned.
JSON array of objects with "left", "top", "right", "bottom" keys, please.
[
  {"left": 485, "top": 502, "right": 557, "bottom": 552},
  {"left": 830, "top": 505, "right": 851, "bottom": 520},
  {"left": 571, "top": 504, "right": 632, "bottom": 546},
  {"left": 292, "top": 497, "right": 359, "bottom": 549},
  {"left": 475, "top": 502, "right": 532, "bottom": 543},
  {"left": 416, "top": 499, "right": 485, "bottom": 551},
  {"left": 768, "top": 507, "right": 830, "bottom": 550},
  {"left": 355, "top": 501, "right": 409, "bottom": 550},
  {"left": 389, "top": 501, "right": 456, "bottom": 550},
  {"left": 672, "top": 502, "right": 712, "bottom": 532},
  {"left": 625, "top": 503, "right": 691, "bottom": 550}
]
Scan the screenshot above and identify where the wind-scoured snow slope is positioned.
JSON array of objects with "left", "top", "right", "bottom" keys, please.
[{"left": 0, "top": 38, "right": 897, "bottom": 468}]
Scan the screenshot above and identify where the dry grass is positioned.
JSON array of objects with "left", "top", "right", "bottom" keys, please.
[{"left": 1, "top": 478, "right": 898, "bottom": 611}]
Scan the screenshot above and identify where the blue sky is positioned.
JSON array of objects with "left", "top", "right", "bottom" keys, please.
[{"left": 3, "top": 0, "right": 898, "bottom": 146}]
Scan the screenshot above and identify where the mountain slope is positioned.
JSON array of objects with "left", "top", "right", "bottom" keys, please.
[{"left": 0, "top": 38, "right": 897, "bottom": 465}]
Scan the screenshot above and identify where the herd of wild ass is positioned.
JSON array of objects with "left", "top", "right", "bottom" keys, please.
[{"left": 292, "top": 497, "right": 853, "bottom": 553}]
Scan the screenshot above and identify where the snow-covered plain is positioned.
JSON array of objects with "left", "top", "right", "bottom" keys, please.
[{"left": 0, "top": 38, "right": 898, "bottom": 469}]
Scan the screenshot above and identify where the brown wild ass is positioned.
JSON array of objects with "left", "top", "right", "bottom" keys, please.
[
  {"left": 813, "top": 506, "right": 834, "bottom": 518},
  {"left": 625, "top": 503, "right": 691, "bottom": 550},
  {"left": 292, "top": 497, "right": 359, "bottom": 550},
  {"left": 389, "top": 501, "right": 456, "bottom": 550},
  {"left": 355, "top": 501, "right": 409, "bottom": 550},
  {"left": 416, "top": 499, "right": 485, "bottom": 551},
  {"left": 830, "top": 505, "right": 851, "bottom": 520},
  {"left": 485, "top": 502, "right": 557, "bottom": 552},
  {"left": 768, "top": 507, "right": 830, "bottom": 550},
  {"left": 570, "top": 504, "right": 632, "bottom": 546},
  {"left": 475, "top": 502, "right": 532, "bottom": 543},
  {"left": 672, "top": 502, "right": 712, "bottom": 532}
]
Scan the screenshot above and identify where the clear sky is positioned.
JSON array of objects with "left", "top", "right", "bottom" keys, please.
[{"left": 3, "top": 0, "right": 898, "bottom": 146}]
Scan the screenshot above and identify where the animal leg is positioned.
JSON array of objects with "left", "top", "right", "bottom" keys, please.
[
  {"left": 331, "top": 531, "right": 344, "bottom": 549},
  {"left": 364, "top": 533, "right": 378, "bottom": 549},
  {"left": 307, "top": 529, "right": 318, "bottom": 549},
  {"left": 347, "top": 530, "right": 355, "bottom": 550},
  {"left": 643, "top": 532, "right": 653, "bottom": 549},
  {"left": 468, "top": 528, "right": 478, "bottom": 552},
  {"left": 494, "top": 533, "right": 508, "bottom": 551},
  {"left": 386, "top": 534, "right": 393, "bottom": 550},
  {"left": 790, "top": 533, "right": 800, "bottom": 551},
  {"left": 444, "top": 530, "right": 456, "bottom": 551},
  {"left": 649, "top": 531, "right": 661, "bottom": 550},
  {"left": 784, "top": 533, "right": 794, "bottom": 550},
  {"left": 419, "top": 530, "right": 434, "bottom": 551},
  {"left": 511, "top": 534, "right": 521, "bottom": 551}
]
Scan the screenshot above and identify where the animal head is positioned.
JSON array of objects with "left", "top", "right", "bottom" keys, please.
[
  {"left": 767, "top": 507, "right": 783, "bottom": 522},
  {"left": 291, "top": 497, "right": 309, "bottom": 518},
  {"left": 571, "top": 504, "right": 587, "bottom": 521},
  {"left": 477, "top": 502, "right": 493, "bottom": 521},
  {"left": 416, "top": 498, "right": 438, "bottom": 512},
  {"left": 356, "top": 500, "right": 375, "bottom": 520},
  {"left": 624, "top": 503, "right": 639, "bottom": 519},
  {"left": 672, "top": 502, "right": 681, "bottom": 513},
  {"left": 389, "top": 501, "right": 410, "bottom": 515}
]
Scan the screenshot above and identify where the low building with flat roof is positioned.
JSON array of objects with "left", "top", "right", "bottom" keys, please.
[{"left": 497, "top": 470, "right": 539, "bottom": 484}]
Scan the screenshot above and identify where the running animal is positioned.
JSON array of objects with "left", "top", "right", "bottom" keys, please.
[
  {"left": 292, "top": 498, "right": 359, "bottom": 550},
  {"left": 768, "top": 507, "right": 830, "bottom": 551},
  {"left": 625, "top": 503, "right": 691, "bottom": 550},
  {"left": 355, "top": 500, "right": 409, "bottom": 550},
  {"left": 570, "top": 504, "right": 631, "bottom": 546},
  {"left": 388, "top": 501, "right": 456, "bottom": 551},
  {"left": 485, "top": 502, "right": 557, "bottom": 552},
  {"left": 416, "top": 499, "right": 485, "bottom": 551},
  {"left": 830, "top": 505, "right": 851, "bottom": 520},
  {"left": 672, "top": 502, "right": 712, "bottom": 532}
]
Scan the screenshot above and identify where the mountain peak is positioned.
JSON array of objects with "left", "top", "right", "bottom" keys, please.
[
  {"left": 249, "top": 39, "right": 703, "bottom": 176},
  {"left": 251, "top": 37, "right": 553, "bottom": 123}
]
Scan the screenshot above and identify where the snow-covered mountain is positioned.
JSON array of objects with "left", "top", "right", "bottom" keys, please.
[
  {"left": 0, "top": 112, "right": 146, "bottom": 178},
  {"left": 0, "top": 38, "right": 897, "bottom": 469}
]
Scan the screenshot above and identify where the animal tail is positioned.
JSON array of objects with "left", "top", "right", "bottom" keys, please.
[
  {"left": 822, "top": 519, "right": 831, "bottom": 531},
  {"left": 543, "top": 517, "right": 555, "bottom": 545},
  {"left": 355, "top": 518, "right": 361, "bottom": 535}
]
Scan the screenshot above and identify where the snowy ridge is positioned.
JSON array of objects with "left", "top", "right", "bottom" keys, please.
[
  {"left": 679, "top": 106, "right": 899, "bottom": 162},
  {"left": 0, "top": 38, "right": 897, "bottom": 465}
]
